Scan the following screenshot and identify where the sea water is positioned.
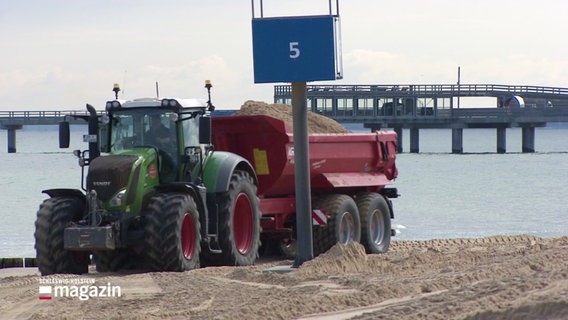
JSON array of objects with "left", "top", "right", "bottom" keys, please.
[{"left": 0, "top": 125, "right": 566, "bottom": 257}]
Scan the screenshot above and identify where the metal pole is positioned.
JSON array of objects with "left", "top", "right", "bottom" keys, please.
[
  {"left": 291, "top": 81, "right": 314, "bottom": 267},
  {"left": 329, "top": 0, "right": 340, "bottom": 15}
]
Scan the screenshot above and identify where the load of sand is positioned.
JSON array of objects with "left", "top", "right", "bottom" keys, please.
[{"left": 234, "top": 100, "right": 350, "bottom": 134}]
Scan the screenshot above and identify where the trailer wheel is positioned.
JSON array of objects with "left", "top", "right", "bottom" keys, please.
[
  {"left": 215, "top": 170, "right": 261, "bottom": 266},
  {"left": 145, "top": 193, "right": 201, "bottom": 271},
  {"left": 355, "top": 193, "right": 392, "bottom": 253},
  {"left": 34, "top": 197, "right": 89, "bottom": 275},
  {"left": 313, "top": 194, "right": 361, "bottom": 256}
]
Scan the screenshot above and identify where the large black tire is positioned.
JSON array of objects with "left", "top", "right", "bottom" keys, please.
[
  {"left": 144, "top": 193, "right": 201, "bottom": 271},
  {"left": 312, "top": 194, "right": 361, "bottom": 256},
  {"left": 355, "top": 193, "right": 392, "bottom": 254},
  {"left": 34, "top": 197, "right": 90, "bottom": 275},
  {"left": 212, "top": 170, "right": 261, "bottom": 266},
  {"left": 95, "top": 249, "right": 142, "bottom": 272}
]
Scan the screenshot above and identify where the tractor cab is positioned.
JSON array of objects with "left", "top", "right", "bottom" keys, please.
[{"left": 104, "top": 98, "right": 210, "bottom": 183}]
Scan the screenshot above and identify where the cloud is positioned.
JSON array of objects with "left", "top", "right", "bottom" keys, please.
[
  {"left": 1, "top": 1, "right": 566, "bottom": 110},
  {"left": 341, "top": 49, "right": 457, "bottom": 84},
  {"left": 338, "top": 48, "right": 568, "bottom": 88},
  {"left": 0, "top": 67, "right": 85, "bottom": 108}
]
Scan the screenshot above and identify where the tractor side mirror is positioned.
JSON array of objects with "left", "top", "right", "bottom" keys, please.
[
  {"left": 199, "top": 116, "right": 211, "bottom": 145},
  {"left": 59, "top": 120, "right": 70, "bottom": 148}
]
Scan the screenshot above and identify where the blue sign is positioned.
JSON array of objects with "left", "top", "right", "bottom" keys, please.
[{"left": 252, "top": 15, "right": 342, "bottom": 83}]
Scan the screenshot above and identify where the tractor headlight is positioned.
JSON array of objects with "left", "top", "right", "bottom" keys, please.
[
  {"left": 106, "top": 101, "right": 122, "bottom": 110},
  {"left": 109, "top": 189, "right": 126, "bottom": 207},
  {"left": 161, "top": 99, "right": 179, "bottom": 107}
]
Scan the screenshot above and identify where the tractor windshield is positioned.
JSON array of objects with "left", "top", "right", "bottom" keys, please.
[
  {"left": 110, "top": 109, "right": 176, "bottom": 152},
  {"left": 110, "top": 108, "right": 178, "bottom": 181}
]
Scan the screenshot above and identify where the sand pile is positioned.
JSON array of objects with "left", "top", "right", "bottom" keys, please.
[
  {"left": 234, "top": 100, "right": 350, "bottom": 134},
  {"left": 296, "top": 242, "right": 368, "bottom": 278}
]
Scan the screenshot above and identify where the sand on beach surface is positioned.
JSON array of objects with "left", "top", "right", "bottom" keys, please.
[{"left": 1, "top": 235, "right": 567, "bottom": 320}]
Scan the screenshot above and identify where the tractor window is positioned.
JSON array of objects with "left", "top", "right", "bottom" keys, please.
[
  {"left": 181, "top": 115, "right": 202, "bottom": 182},
  {"left": 143, "top": 113, "right": 175, "bottom": 149},
  {"left": 110, "top": 114, "right": 136, "bottom": 151},
  {"left": 110, "top": 110, "right": 175, "bottom": 152},
  {"left": 182, "top": 116, "right": 200, "bottom": 148}
]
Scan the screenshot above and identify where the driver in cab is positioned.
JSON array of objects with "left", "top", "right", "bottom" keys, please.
[
  {"left": 145, "top": 115, "right": 176, "bottom": 181},
  {"left": 145, "top": 116, "right": 173, "bottom": 148}
]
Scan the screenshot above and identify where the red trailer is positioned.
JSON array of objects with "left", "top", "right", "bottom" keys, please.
[{"left": 212, "top": 115, "right": 398, "bottom": 255}]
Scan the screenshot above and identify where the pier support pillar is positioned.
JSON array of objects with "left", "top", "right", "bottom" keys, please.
[
  {"left": 452, "top": 128, "right": 463, "bottom": 154},
  {"left": 496, "top": 127, "right": 507, "bottom": 154},
  {"left": 2, "top": 124, "right": 23, "bottom": 153},
  {"left": 409, "top": 128, "right": 419, "bottom": 153},
  {"left": 522, "top": 126, "right": 535, "bottom": 153},
  {"left": 394, "top": 127, "right": 403, "bottom": 153}
]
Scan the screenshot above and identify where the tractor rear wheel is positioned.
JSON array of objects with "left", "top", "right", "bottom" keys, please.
[
  {"left": 34, "top": 197, "right": 89, "bottom": 275},
  {"left": 145, "top": 193, "right": 201, "bottom": 271},
  {"left": 312, "top": 194, "right": 361, "bottom": 256},
  {"left": 355, "top": 193, "right": 392, "bottom": 253},
  {"left": 214, "top": 170, "right": 261, "bottom": 266}
]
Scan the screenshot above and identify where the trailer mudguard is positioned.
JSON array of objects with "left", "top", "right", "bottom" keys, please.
[{"left": 203, "top": 151, "right": 257, "bottom": 193}]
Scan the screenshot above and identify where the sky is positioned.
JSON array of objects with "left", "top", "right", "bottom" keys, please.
[{"left": 1, "top": 0, "right": 567, "bottom": 110}]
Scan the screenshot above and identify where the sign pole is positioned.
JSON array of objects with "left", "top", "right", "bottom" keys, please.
[
  {"left": 291, "top": 81, "right": 314, "bottom": 267},
  {"left": 251, "top": 1, "right": 342, "bottom": 269}
]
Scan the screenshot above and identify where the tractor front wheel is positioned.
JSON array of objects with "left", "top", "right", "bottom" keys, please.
[
  {"left": 95, "top": 249, "right": 142, "bottom": 272},
  {"left": 34, "top": 197, "right": 89, "bottom": 275},
  {"left": 145, "top": 193, "right": 201, "bottom": 271}
]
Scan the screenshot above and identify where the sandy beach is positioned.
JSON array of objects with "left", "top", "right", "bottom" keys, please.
[{"left": 1, "top": 235, "right": 566, "bottom": 319}]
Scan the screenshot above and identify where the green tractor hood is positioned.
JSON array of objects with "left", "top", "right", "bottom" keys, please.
[{"left": 86, "top": 148, "right": 160, "bottom": 215}]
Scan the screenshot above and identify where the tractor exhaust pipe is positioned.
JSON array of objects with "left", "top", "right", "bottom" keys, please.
[{"left": 86, "top": 104, "right": 100, "bottom": 161}]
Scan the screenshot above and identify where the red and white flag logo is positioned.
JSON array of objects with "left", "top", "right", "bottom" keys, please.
[{"left": 39, "top": 286, "right": 52, "bottom": 300}]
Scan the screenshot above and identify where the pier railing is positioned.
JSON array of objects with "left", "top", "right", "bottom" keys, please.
[
  {"left": 0, "top": 110, "right": 105, "bottom": 126},
  {"left": 275, "top": 83, "right": 568, "bottom": 99}
]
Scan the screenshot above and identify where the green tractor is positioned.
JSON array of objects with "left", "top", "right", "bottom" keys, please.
[{"left": 34, "top": 82, "right": 261, "bottom": 275}]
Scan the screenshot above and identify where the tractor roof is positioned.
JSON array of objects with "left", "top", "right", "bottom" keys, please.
[{"left": 106, "top": 98, "right": 207, "bottom": 110}]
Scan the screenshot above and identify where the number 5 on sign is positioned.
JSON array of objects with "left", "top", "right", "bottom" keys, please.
[
  {"left": 289, "top": 42, "right": 300, "bottom": 59},
  {"left": 252, "top": 15, "right": 342, "bottom": 83}
]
